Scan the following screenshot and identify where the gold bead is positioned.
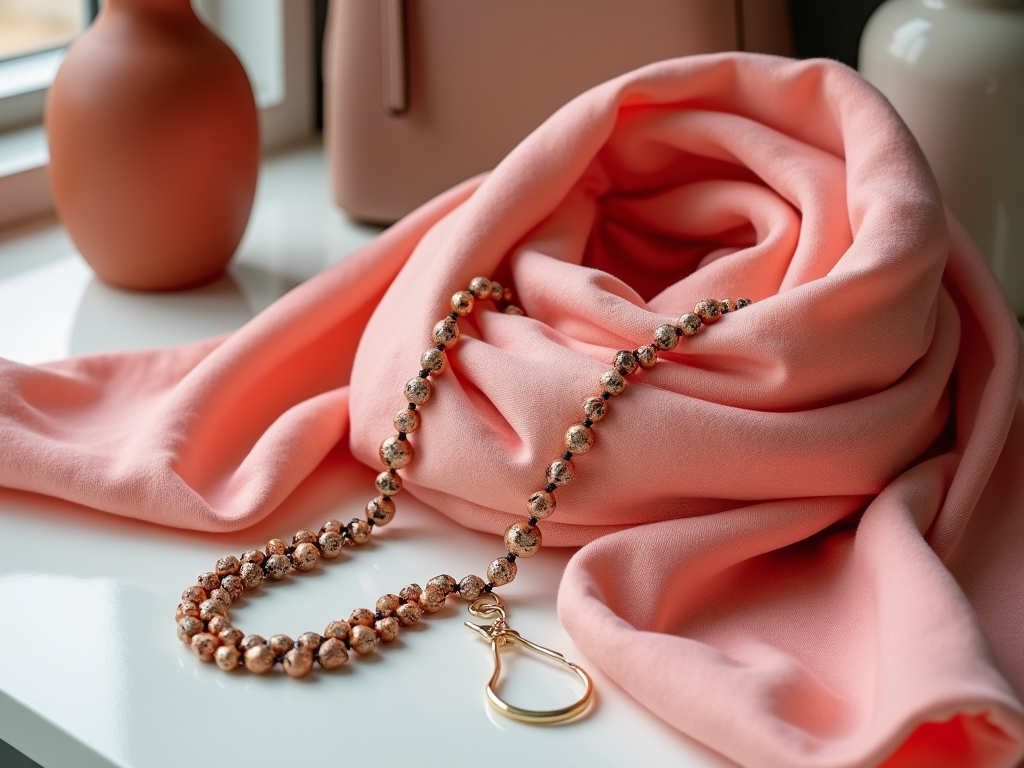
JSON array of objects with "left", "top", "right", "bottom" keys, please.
[
  {"left": 468, "top": 276, "right": 491, "bottom": 299},
  {"left": 678, "top": 313, "right": 702, "bottom": 336},
  {"left": 292, "top": 542, "right": 319, "bottom": 571},
  {"left": 457, "top": 575, "right": 485, "bottom": 601},
  {"left": 419, "top": 584, "right": 446, "bottom": 613},
  {"left": 421, "top": 347, "right": 447, "bottom": 375},
  {"left": 297, "top": 632, "right": 321, "bottom": 651},
  {"left": 489, "top": 281, "right": 503, "bottom": 301},
  {"left": 209, "top": 588, "right": 232, "bottom": 608},
  {"left": 505, "top": 521, "right": 542, "bottom": 558},
  {"left": 432, "top": 317, "right": 460, "bottom": 348},
  {"left": 488, "top": 558, "right": 517, "bottom": 586},
  {"left": 375, "top": 617, "right": 400, "bottom": 642},
  {"left": 220, "top": 575, "right": 244, "bottom": 600},
  {"left": 600, "top": 369, "right": 625, "bottom": 395},
  {"left": 503, "top": 286, "right": 513, "bottom": 301},
  {"left": 719, "top": 298, "right": 735, "bottom": 313},
  {"left": 366, "top": 496, "right": 396, "bottom": 526},
  {"left": 613, "top": 350, "right": 637, "bottom": 376},
  {"left": 349, "top": 608, "right": 375, "bottom": 627},
  {"left": 427, "top": 574, "right": 457, "bottom": 595},
  {"left": 736, "top": 297, "right": 753, "bottom": 309},
  {"left": 240, "top": 562, "right": 264, "bottom": 589},
  {"left": 694, "top": 298, "right": 721, "bottom": 323},
  {"left": 191, "top": 632, "right": 220, "bottom": 662},
  {"left": 405, "top": 376, "right": 432, "bottom": 405},
  {"left": 503, "top": 305, "right": 524, "bottom": 315},
  {"left": 214, "top": 644, "right": 241, "bottom": 671},
  {"left": 215, "top": 556, "right": 240, "bottom": 577},
  {"left": 565, "top": 424, "right": 594, "bottom": 455},
  {"left": 199, "top": 599, "right": 226, "bottom": 621},
  {"left": 376, "top": 594, "right": 401, "bottom": 616},
  {"left": 393, "top": 408, "right": 420, "bottom": 433},
  {"left": 582, "top": 396, "right": 608, "bottom": 423},
  {"left": 318, "top": 530, "right": 343, "bottom": 559},
  {"left": 321, "top": 519, "right": 343, "bottom": 535},
  {"left": 317, "top": 638, "right": 349, "bottom": 669},
  {"left": 197, "top": 572, "right": 220, "bottom": 592},
  {"left": 634, "top": 345, "right": 658, "bottom": 368},
  {"left": 268, "top": 634, "right": 293, "bottom": 656},
  {"left": 293, "top": 530, "right": 316, "bottom": 545},
  {"left": 239, "top": 634, "right": 266, "bottom": 652},
  {"left": 177, "top": 616, "right": 203, "bottom": 644},
  {"left": 349, "top": 624, "right": 378, "bottom": 654},
  {"left": 399, "top": 584, "right": 422, "bottom": 604},
  {"left": 175, "top": 601, "right": 199, "bottom": 622},
  {"left": 652, "top": 324, "right": 680, "bottom": 351},
  {"left": 527, "top": 490, "right": 556, "bottom": 519},
  {"left": 181, "top": 585, "right": 206, "bottom": 603},
  {"left": 264, "top": 553, "right": 290, "bottom": 579},
  {"left": 219, "top": 628, "right": 244, "bottom": 648},
  {"left": 379, "top": 435, "right": 413, "bottom": 469},
  {"left": 347, "top": 518, "right": 371, "bottom": 544},
  {"left": 207, "top": 615, "right": 232, "bottom": 635},
  {"left": 324, "top": 621, "right": 351, "bottom": 640},
  {"left": 266, "top": 539, "right": 287, "bottom": 556},
  {"left": 451, "top": 291, "right": 475, "bottom": 316},
  {"left": 395, "top": 602, "right": 422, "bottom": 626},
  {"left": 283, "top": 648, "right": 314, "bottom": 678},
  {"left": 244, "top": 644, "right": 276, "bottom": 674},
  {"left": 546, "top": 458, "right": 574, "bottom": 487},
  {"left": 375, "top": 471, "right": 402, "bottom": 496},
  {"left": 241, "top": 550, "right": 265, "bottom": 566}
]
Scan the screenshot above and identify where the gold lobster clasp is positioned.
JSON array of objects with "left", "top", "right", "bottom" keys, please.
[{"left": 464, "top": 594, "right": 594, "bottom": 724}]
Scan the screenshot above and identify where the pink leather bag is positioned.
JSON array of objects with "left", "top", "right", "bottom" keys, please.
[{"left": 324, "top": 0, "right": 792, "bottom": 223}]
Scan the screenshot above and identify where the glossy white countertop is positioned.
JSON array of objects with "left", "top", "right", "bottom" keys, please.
[{"left": 0, "top": 143, "right": 734, "bottom": 768}]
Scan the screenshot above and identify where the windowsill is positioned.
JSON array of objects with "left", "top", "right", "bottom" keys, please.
[{"left": 0, "top": 124, "right": 47, "bottom": 177}]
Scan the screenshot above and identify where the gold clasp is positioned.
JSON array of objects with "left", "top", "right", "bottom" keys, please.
[{"left": 464, "top": 594, "right": 594, "bottom": 724}]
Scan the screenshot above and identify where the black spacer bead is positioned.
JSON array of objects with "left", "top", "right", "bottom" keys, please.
[
  {"left": 675, "top": 326, "right": 683, "bottom": 336},
  {"left": 408, "top": 402, "right": 416, "bottom": 410},
  {"left": 545, "top": 483, "right": 557, "bottom": 493},
  {"left": 345, "top": 640, "right": 352, "bottom": 650},
  {"left": 484, "top": 583, "right": 493, "bottom": 593},
  {"left": 374, "top": 610, "right": 384, "bottom": 621},
  {"left": 582, "top": 419, "right": 593, "bottom": 428},
  {"left": 397, "top": 432, "right": 407, "bottom": 441},
  {"left": 342, "top": 530, "right": 352, "bottom": 539},
  {"left": 528, "top": 517, "right": 538, "bottom": 526},
  {"left": 449, "top": 311, "right": 459, "bottom": 320},
  {"left": 367, "top": 518, "right": 376, "bottom": 527},
  {"left": 418, "top": 369, "right": 429, "bottom": 378},
  {"left": 563, "top": 451, "right": 573, "bottom": 461},
  {"left": 506, "top": 553, "right": 517, "bottom": 562},
  {"left": 601, "top": 392, "right": 611, "bottom": 400},
  {"left": 436, "top": 343, "right": 446, "bottom": 351},
  {"left": 398, "top": 597, "right": 407, "bottom": 605},
  {"left": 285, "top": 545, "right": 296, "bottom": 556},
  {"left": 452, "top": 581, "right": 461, "bottom": 593}
]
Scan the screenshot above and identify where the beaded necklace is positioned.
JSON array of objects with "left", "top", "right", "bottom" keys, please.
[{"left": 173, "top": 276, "right": 751, "bottom": 722}]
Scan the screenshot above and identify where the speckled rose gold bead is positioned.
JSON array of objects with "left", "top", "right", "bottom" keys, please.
[
  {"left": 393, "top": 408, "right": 420, "bottom": 433},
  {"left": 375, "top": 471, "right": 402, "bottom": 496},
  {"left": 240, "top": 562, "right": 264, "bottom": 589},
  {"left": 432, "top": 317, "right": 460, "bottom": 349},
  {"left": 219, "top": 628, "right": 244, "bottom": 648},
  {"left": 652, "top": 323, "right": 680, "bottom": 351},
  {"left": 199, "top": 599, "right": 226, "bottom": 621},
  {"left": 503, "top": 305, "right": 524, "bottom": 315},
  {"left": 268, "top": 634, "right": 293, "bottom": 656},
  {"left": 266, "top": 539, "right": 287, "bottom": 556},
  {"left": 376, "top": 594, "right": 401, "bottom": 616},
  {"left": 600, "top": 369, "right": 625, "bottom": 395},
  {"left": 221, "top": 574, "right": 244, "bottom": 600},
  {"left": 399, "top": 584, "right": 422, "bottom": 604},
  {"left": 349, "top": 608, "right": 375, "bottom": 627},
  {"left": 490, "top": 281, "right": 503, "bottom": 300},
  {"left": 347, "top": 518, "right": 372, "bottom": 544},
  {"left": 635, "top": 345, "right": 658, "bottom": 368},
  {"left": 505, "top": 521, "right": 542, "bottom": 558},
  {"left": 175, "top": 601, "right": 199, "bottom": 622},
  {"left": 565, "top": 424, "right": 594, "bottom": 455},
  {"left": 177, "top": 616, "right": 204, "bottom": 644},
  {"left": 419, "top": 584, "right": 446, "bottom": 613},
  {"left": 214, "top": 644, "right": 240, "bottom": 671},
  {"left": 283, "top": 648, "right": 314, "bottom": 678},
  {"left": 546, "top": 458, "right": 574, "bottom": 487},
  {"left": 181, "top": 585, "right": 206, "bottom": 603},
  {"left": 527, "top": 490, "right": 556, "bottom": 519},
  {"left": 321, "top": 519, "right": 343, "bottom": 534},
  {"left": 324, "top": 620, "right": 351, "bottom": 640},
  {"left": 244, "top": 644, "right": 275, "bottom": 674},
  {"left": 318, "top": 638, "right": 349, "bottom": 669},
  {"left": 613, "top": 350, "right": 638, "bottom": 376},
  {"left": 292, "top": 542, "right": 319, "bottom": 572},
  {"left": 694, "top": 298, "right": 722, "bottom": 324},
  {"left": 736, "top": 298, "right": 752, "bottom": 309},
  {"left": 451, "top": 291, "right": 475, "bottom": 316},
  {"left": 375, "top": 617, "right": 399, "bottom": 642},
  {"left": 349, "top": 624, "right": 378, "bottom": 654},
  {"left": 366, "top": 496, "right": 396, "bottom": 526},
  {"left": 458, "top": 575, "right": 485, "bottom": 601},
  {"left": 427, "top": 574, "right": 457, "bottom": 595},
  {"left": 207, "top": 615, "right": 232, "bottom": 635},
  {"left": 292, "top": 530, "right": 317, "bottom": 546},
  {"left": 488, "top": 557, "right": 517, "bottom": 586},
  {"left": 678, "top": 313, "right": 702, "bottom": 336},
  {"left": 395, "top": 602, "right": 422, "bottom": 626},
  {"left": 503, "top": 286, "right": 513, "bottom": 301},
  {"left": 421, "top": 347, "right": 447, "bottom": 376},
  {"left": 296, "top": 632, "right": 321, "bottom": 651},
  {"left": 191, "top": 632, "right": 220, "bottom": 661},
  {"left": 215, "top": 556, "right": 240, "bottom": 577},
  {"left": 405, "top": 376, "right": 432, "bottom": 405},
  {"left": 241, "top": 550, "right": 265, "bottom": 566},
  {"left": 208, "top": 588, "right": 232, "bottom": 608},
  {"left": 264, "top": 553, "right": 290, "bottom": 579},
  {"left": 318, "top": 530, "right": 343, "bottom": 559},
  {"left": 582, "top": 396, "right": 608, "bottom": 423},
  {"left": 719, "top": 298, "right": 735, "bottom": 313},
  {"left": 239, "top": 634, "right": 266, "bottom": 651},
  {"left": 380, "top": 435, "right": 413, "bottom": 469},
  {"left": 197, "top": 572, "right": 220, "bottom": 592},
  {"left": 468, "top": 276, "right": 491, "bottom": 299}
]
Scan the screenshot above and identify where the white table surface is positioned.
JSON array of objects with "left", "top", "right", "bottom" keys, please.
[{"left": 0, "top": 142, "right": 735, "bottom": 768}]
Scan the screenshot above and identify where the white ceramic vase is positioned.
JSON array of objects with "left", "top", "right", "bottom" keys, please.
[{"left": 859, "top": 0, "right": 1024, "bottom": 317}]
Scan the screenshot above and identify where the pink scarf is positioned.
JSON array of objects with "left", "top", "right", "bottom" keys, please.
[{"left": 2, "top": 53, "right": 1023, "bottom": 767}]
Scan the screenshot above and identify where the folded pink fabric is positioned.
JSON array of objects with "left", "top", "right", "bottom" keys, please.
[{"left": 1, "top": 53, "right": 1023, "bottom": 767}]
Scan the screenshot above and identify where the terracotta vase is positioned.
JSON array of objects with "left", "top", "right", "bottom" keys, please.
[{"left": 46, "top": 0, "right": 259, "bottom": 291}]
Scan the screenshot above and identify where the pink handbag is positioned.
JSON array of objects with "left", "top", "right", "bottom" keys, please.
[{"left": 324, "top": 0, "right": 792, "bottom": 223}]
